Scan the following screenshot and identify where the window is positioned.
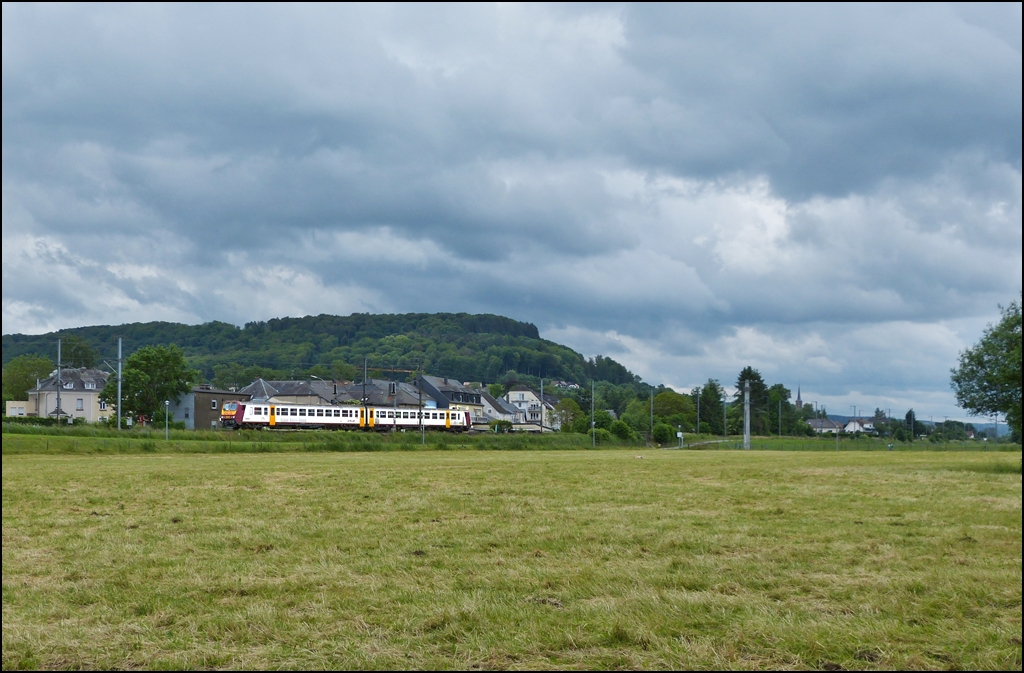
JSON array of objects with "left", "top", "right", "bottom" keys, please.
[
  {"left": 299, "top": 408, "right": 306, "bottom": 416},
  {"left": 84, "top": 383, "right": 96, "bottom": 390},
  {"left": 211, "top": 399, "right": 218, "bottom": 410},
  {"left": 402, "top": 412, "right": 409, "bottom": 419},
  {"left": 387, "top": 411, "right": 394, "bottom": 418},
  {"left": 316, "top": 409, "right": 324, "bottom": 417},
  {"left": 290, "top": 408, "right": 297, "bottom": 416},
  {"left": 76, "top": 399, "right": 84, "bottom": 411},
  {"left": 334, "top": 410, "right": 340, "bottom": 417},
  {"left": 99, "top": 400, "right": 107, "bottom": 411},
  {"left": 184, "top": 411, "right": 189, "bottom": 419},
  {"left": 64, "top": 382, "right": 74, "bottom": 389}
]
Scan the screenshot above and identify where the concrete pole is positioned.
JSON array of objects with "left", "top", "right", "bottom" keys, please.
[
  {"left": 540, "top": 378, "right": 544, "bottom": 432},
  {"left": 56, "top": 339, "right": 62, "bottom": 422},
  {"left": 592, "top": 380, "right": 596, "bottom": 448},
  {"left": 117, "top": 337, "right": 123, "bottom": 431},
  {"left": 743, "top": 380, "right": 751, "bottom": 450}
]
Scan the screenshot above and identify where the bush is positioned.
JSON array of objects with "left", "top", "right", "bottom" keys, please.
[
  {"left": 609, "top": 420, "right": 631, "bottom": 440},
  {"left": 588, "top": 428, "right": 613, "bottom": 444},
  {"left": 652, "top": 423, "right": 675, "bottom": 444},
  {"left": 489, "top": 419, "right": 513, "bottom": 433}
]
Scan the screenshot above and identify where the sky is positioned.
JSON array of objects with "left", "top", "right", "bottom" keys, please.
[{"left": 2, "top": 3, "right": 1021, "bottom": 421}]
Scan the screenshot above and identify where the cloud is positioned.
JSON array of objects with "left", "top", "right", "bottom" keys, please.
[{"left": 2, "top": 4, "right": 1021, "bottom": 420}]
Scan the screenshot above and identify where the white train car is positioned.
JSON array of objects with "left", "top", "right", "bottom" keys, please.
[{"left": 233, "top": 402, "right": 470, "bottom": 432}]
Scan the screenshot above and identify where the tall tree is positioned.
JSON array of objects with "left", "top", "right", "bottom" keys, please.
[
  {"left": 734, "top": 367, "right": 768, "bottom": 434},
  {"left": 2, "top": 355, "right": 54, "bottom": 404},
  {"left": 951, "top": 297, "right": 1022, "bottom": 439},
  {"left": 699, "top": 379, "right": 725, "bottom": 434},
  {"left": 101, "top": 345, "right": 199, "bottom": 422}
]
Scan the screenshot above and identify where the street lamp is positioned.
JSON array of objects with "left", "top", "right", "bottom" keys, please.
[{"left": 164, "top": 400, "right": 170, "bottom": 441}]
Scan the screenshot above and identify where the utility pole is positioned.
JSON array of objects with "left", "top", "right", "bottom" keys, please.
[
  {"left": 363, "top": 357, "right": 368, "bottom": 424},
  {"left": 540, "top": 378, "right": 544, "bottom": 432},
  {"left": 56, "top": 338, "right": 62, "bottom": 423},
  {"left": 116, "top": 337, "right": 122, "bottom": 431},
  {"left": 779, "top": 399, "right": 782, "bottom": 437},
  {"left": 723, "top": 398, "right": 727, "bottom": 439},
  {"left": 743, "top": 380, "right": 750, "bottom": 450},
  {"left": 418, "top": 368, "right": 424, "bottom": 445}
]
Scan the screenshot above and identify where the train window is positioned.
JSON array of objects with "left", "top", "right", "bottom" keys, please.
[
  {"left": 386, "top": 411, "right": 393, "bottom": 418},
  {"left": 402, "top": 411, "right": 408, "bottom": 418},
  {"left": 299, "top": 409, "right": 306, "bottom": 416},
  {"left": 333, "top": 410, "right": 339, "bottom": 417},
  {"left": 316, "top": 409, "right": 323, "bottom": 417}
]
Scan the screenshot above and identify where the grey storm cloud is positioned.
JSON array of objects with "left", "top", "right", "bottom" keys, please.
[{"left": 3, "top": 2, "right": 1021, "bottom": 419}]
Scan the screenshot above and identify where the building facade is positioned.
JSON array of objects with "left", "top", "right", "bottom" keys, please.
[
  {"left": 26, "top": 368, "right": 111, "bottom": 423},
  {"left": 167, "top": 386, "right": 252, "bottom": 430}
]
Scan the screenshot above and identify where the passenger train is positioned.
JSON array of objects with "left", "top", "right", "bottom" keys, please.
[{"left": 232, "top": 402, "right": 471, "bottom": 432}]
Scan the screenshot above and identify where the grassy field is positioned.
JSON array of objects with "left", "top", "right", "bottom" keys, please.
[{"left": 2, "top": 448, "right": 1020, "bottom": 670}]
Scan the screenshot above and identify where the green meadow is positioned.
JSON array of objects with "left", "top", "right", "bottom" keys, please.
[{"left": 2, "top": 443, "right": 1020, "bottom": 669}]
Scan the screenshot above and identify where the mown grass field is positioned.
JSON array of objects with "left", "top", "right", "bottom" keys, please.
[{"left": 2, "top": 446, "right": 1021, "bottom": 669}]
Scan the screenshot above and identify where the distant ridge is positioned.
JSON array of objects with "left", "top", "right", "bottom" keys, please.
[{"left": 2, "top": 313, "right": 643, "bottom": 389}]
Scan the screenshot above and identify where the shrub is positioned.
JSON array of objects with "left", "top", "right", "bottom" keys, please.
[
  {"left": 652, "top": 423, "right": 675, "bottom": 444},
  {"left": 609, "top": 420, "right": 631, "bottom": 440}
]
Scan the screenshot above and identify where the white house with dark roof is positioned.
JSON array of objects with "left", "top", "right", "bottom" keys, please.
[
  {"left": 27, "top": 368, "right": 110, "bottom": 423},
  {"left": 504, "top": 385, "right": 560, "bottom": 431}
]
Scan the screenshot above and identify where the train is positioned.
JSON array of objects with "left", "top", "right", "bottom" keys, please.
[{"left": 230, "top": 401, "right": 471, "bottom": 432}]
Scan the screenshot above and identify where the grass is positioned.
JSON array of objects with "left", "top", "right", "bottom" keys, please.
[{"left": 2, "top": 448, "right": 1021, "bottom": 669}]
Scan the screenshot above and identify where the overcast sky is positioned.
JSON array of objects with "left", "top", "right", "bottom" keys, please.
[{"left": 3, "top": 3, "right": 1021, "bottom": 420}]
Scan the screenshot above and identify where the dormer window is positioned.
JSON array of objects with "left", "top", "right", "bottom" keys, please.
[
  {"left": 84, "top": 383, "right": 96, "bottom": 390},
  {"left": 63, "top": 382, "right": 74, "bottom": 389}
]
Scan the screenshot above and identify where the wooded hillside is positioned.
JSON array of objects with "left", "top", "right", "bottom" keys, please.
[{"left": 2, "top": 313, "right": 643, "bottom": 391}]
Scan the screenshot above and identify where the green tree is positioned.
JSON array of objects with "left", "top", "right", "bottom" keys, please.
[
  {"left": 609, "top": 419, "right": 632, "bottom": 440},
  {"left": 951, "top": 297, "right": 1022, "bottom": 439},
  {"left": 553, "top": 398, "right": 583, "bottom": 433},
  {"left": 734, "top": 366, "right": 768, "bottom": 434},
  {"left": 487, "top": 383, "right": 505, "bottom": 399},
  {"left": 101, "top": 345, "right": 199, "bottom": 422},
  {"left": 698, "top": 379, "right": 725, "bottom": 434},
  {"left": 652, "top": 422, "right": 675, "bottom": 444},
  {"left": 3, "top": 354, "right": 54, "bottom": 405}
]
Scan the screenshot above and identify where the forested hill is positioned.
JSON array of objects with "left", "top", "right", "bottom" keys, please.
[{"left": 2, "top": 313, "right": 643, "bottom": 391}]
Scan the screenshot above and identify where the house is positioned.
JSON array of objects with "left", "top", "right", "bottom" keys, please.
[
  {"left": 26, "top": 368, "right": 110, "bottom": 423},
  {"left": 335, "top": 379, "right": 440, "bottom": 409},
  {"left": 419, "top": 375, "right": 486, "bottom": 425},
  {"left": 504, "top": 385, "right": 559, "bottom": 431},
  {"left": 167, "top": 385, "right": 252, "bottom": 430},
  {"left": 808, "top": 418, "right": 843, "bottom": 435},
  {"left": 238, "top": 379, "right": 336, "bottom": 405},
  {"left": 844, "top": 418, "right": 876, "bottom": 434},
  {"left": 479, "top": 390, "right": 520, "bottom": 424},
  {"left": 5, "top": 401, "right": 29, "bottom": 417}
]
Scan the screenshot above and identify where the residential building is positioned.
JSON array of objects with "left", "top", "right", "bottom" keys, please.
[
  {"left": 504, "top": 385, "right": 559, "bottom": 431},
  {"left": 844, "top": 418, "right": 876, "bottom": 434},
  {"left": 164, "top": 385, "right": 251, "bottom": 430},
  {"left": 419, "top": 375, "right": 486, "bottom": 425},
  {"left": 479, "top": 391, "right": 520, "bottom": 424},
  {"left": 238, "top": 379, "right": 337, "bottom": 405},
  {"left": 6, "top": 401, "right": 29, "bottom": 417},
  {"left": 26, "top": 368, "right": 110, "bottom": 423},
  {"left": 808, "top": 418, "right": 843, "bottom": 434}
]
